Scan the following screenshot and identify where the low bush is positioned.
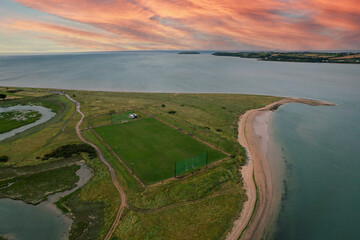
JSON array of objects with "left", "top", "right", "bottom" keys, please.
[
  {"left": 6, "top": 89, "right": 22, "bottom": 93},
  {"left": 0, "top": 156, "right": 9, "bottom": 162},
  {"left": 42, "top": 144, "right": 97, "bottom": 160}
]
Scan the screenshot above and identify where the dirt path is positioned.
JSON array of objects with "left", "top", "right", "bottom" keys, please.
[
  {"left": 226, "top": 98, "right": 335, "bottom": 240},
  {"left": 65, "top": 94, "right": 127, "bottom": 240}
]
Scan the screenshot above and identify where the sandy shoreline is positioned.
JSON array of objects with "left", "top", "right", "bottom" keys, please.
[{"left": 226, "top": 98, "right": 335, "bottom": 240}]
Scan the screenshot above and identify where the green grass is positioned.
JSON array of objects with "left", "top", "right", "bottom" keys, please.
[
  {"left": 0, "top": 88, "right": 118, "bottom": 239},
  {"left": 111, "top": 111, "right": 134, "bottom": 123},
  {"left": 0, "top": 156, "right": 80, "bottom": 181},
  {"left": 0, "top": 94, "right": 80, "bottom": 166},
  {"left": 0, "top": 87, "right": 281, "bottom": 240},
  {"left": 0, "top": 164, "right": 80, "bottom": 204},
  {"left": 0, "top": 110, "right": 42, "bottom": 133},
  {"left": 94, "top": 118, "right": 226, "bottom": 185},
  {"left": 56, "top": 190, "right": 106, "bottom": 240},
  {"left": 115, "top": 193, "right": 242, "bottom": 240},
  {"left": 85, "top": 127, "right": 245, "bottom": 240}
]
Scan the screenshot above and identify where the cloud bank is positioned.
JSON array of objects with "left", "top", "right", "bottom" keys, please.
[{"left": 3, "top": 0, "right": 360, "bottom": 51}]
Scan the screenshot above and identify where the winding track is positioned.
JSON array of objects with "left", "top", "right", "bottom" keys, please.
[{"left": 65, "top": 94, "right": 126, "bottom": 240}]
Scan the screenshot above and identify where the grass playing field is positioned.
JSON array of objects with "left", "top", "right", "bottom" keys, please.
[
  {"left": 111, "top": 112, "right": 134, "bottom": 123},
  {"left": 94, "top": 118, "right": 227, "bottom": 185}
]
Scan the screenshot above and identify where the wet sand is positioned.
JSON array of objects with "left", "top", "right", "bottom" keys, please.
[{"left": 226, "top": 98, "right": 335, "bottom": 240}]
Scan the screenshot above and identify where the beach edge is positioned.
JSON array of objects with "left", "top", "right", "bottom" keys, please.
[{"left": 226, "top": 98, "right": 335, "bottom": 240}]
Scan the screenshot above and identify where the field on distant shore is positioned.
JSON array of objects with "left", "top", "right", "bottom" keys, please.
[{"left": 94, "top": 117, "right": 226, "bottom": 185}]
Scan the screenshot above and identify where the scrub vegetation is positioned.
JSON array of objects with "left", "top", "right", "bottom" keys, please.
[
  {"left": 42, "top": 143, "right": 97, "bottom": 160},
  {"left": 0, "top": 164, "right": 80, "bottom": 204},
  {"left": 0, "top": 86, "right": 281, "bottom": 240}
]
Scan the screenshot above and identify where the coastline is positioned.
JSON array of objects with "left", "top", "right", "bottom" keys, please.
[
  {"left": 0, "top": 162, "right": 92, "bottom": 240},
  {"left": 226, "top": 98, "right": 335, "bottom": 240}
]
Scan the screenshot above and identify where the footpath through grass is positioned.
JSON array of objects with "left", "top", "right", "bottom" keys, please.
[{"left": 94, "top": 118, "right": 226, "bottom": 185}]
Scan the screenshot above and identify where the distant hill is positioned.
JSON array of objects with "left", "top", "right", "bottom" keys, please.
[
  {"left": 178, "top": 51, "right": 200, "bottom": 54},
  {"left": 212, "top": 52, "right": 360, "bottom": 64}
]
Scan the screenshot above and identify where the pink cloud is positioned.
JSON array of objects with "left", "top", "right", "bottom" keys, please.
[{"left": 10, "top": 0, "right": 360, "bottom": 50}]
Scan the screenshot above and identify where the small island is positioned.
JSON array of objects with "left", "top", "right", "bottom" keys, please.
[
  {"left": 178, "top": 51, "right": 200, "bottom": 54},
  {"left": 212, "top": 51, "right": 360, "bottom": 64}
]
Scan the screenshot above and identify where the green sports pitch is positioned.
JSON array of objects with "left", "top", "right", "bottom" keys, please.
[
  {"left": 94, "top": 118, "right": 227, "bottom": 185},
  {"left": 111, "top": 112, "right": 134, "bottom": 123}
]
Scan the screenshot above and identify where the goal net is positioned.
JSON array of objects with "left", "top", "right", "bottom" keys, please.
[{"left": 175, "top": 151, "right": 208, "bottom": 177}]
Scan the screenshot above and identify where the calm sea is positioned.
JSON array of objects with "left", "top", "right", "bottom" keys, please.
[{"left": 0, "top": 52, "right": 359, "bottom": 239}]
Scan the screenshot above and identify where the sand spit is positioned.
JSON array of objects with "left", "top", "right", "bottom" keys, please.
[{"left": 226, "top": 98, "right": 335, "bottom": 240}]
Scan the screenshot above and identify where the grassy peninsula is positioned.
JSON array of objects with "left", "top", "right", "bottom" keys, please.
[
  {"left": 0, "top": 86, "right": 281, "bottom": 240},
  {"left": 213, "top": 51, "right": 360, "bottom": 63}
]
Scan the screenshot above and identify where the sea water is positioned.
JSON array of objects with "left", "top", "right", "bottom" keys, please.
[
  {"left": 0, "top": 52, "right": 359, "bottom": 239},
  {"left": 271, "top": 100, "right": 360, "bottom": 239}
]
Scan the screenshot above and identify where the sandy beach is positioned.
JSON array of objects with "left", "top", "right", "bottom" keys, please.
[{"left": 226, "top": 98, "right": 335, "bottom": 240}]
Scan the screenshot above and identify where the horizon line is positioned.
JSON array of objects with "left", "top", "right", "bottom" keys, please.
[{"left": 1, "top": 49, "right": 360, "bottom": 56}]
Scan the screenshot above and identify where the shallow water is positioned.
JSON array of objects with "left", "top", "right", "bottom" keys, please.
[
  {"left": 0, "top": 198, "right": 70, "bottom": 240},
  {"left": 271, "top": 102, "right": 360, "bottom": 239},
  {"left": 0, "top": 52, "right": 359, "bottom": 239},
  {"left": 0, "top": 105, "right": 55, "bottom": 141},
  {"left": 0, "top": 163, "right": 92, "bottom": 240}
]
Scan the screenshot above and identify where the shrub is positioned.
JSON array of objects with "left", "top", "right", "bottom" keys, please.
[
  {"left": 0, "top": 156, "right": 9, "bottom": 162},
  {"left": 6, "top": 89, "right": 21, "bottom": 93},
  {"left": 42, "top": 144, "right": 97, "bottom": 160}
]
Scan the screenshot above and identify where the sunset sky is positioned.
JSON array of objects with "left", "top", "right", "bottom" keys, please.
[{"left": 1, "top": 0, "right": 359, "bottom": 53}]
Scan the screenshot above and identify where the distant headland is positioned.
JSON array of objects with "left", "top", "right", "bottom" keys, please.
[
  {"left": 178, "top": 51, "right": 200, "bottom": 54},
  {"left": 212, "top": 52, "right": 360, "bottom": 64}
]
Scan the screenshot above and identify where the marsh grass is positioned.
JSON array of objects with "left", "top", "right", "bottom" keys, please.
[
  {"left": 0, "top": 110, "right": 42, "bottom": 133},
  {"left": 0, "top": 164, "right": 80, "bottom": 204}
]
